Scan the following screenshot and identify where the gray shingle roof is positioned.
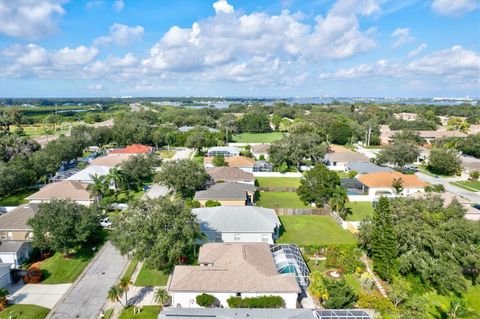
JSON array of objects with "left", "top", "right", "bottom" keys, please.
[
  {"left": 346, "top": 162, "right": 394, "bottom": 174},
  {"left": 0, "top": 204, "right": 39, "bottom": 231},
  {"left": 193, "top": 206, "right": 280, "bottom": 233},
  {"left": 194, "top": 182, "right": 256, "bottom": 200},
  {"left": 324, "top": 152, "right": 369, "bottom": 163},
  {"left": 206, "top": 167, "right": 255, "bottom": 183},
  {"left": 159, "top": 308, "right": 317, "bottom": 319},
  {"left": 0, "top": 241, "right": 29, "bottom": 253}
]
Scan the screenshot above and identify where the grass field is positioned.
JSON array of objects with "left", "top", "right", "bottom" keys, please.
[
  {"left": 134, "top": 264, "right": 169, "bottom": 286},
  {"left": 0, "top": 304, "right": 50, "bottom": 319},
  {"left": 119, "top": 306, "right": 161, "bottom": 319},
  {"left": 277, "top": 215, "right": 356, "bottom": 246},
  {"left": 345, "top": 201, "right": 374, "bottom": 221},
  {"left": 257, "top": 192, "right": 309, "bottom": 208},
  {"left": 255, "top": 177, "right": 301, "bottom": 188},
  {"left": 0, "top": 189, "right": 37, "bottom": 206},
  {"left": 232, "top": 132, "right": 284, "bottom": 143},
  {"left": 450, "top": 181, "right": 480, "bottom": 192},
  {"left": 422, "top": 284, "right": 480, "bottom": 318}
]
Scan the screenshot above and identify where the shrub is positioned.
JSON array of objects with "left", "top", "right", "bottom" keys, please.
[
  {"left": 425, "top": 184, "right": 445, "bottom": 193},
  {"left": 227, "top": 295, "right": 285, "bottom": 308},
  {"left": 325, "top": 246, "right": 364, "bottom": 274},
  {"left": 259, "top": 155, "right": 265, "bottom": 160},
  {"left": 347, "top": 170, "right": 358, "bottom": 179},
  {"left": 196, "top": 293, "right": 217, "bottom": 307},
  {"left": 212, "top": 155, "right": 227, "bottom": 167},
  {"left": 205, "top": 200, "right": 221, "bottom": 207},
  {"left": 470, "top": 171, "right": 480, "bottom": 181},
  {"left": 357, "top": 292, "right": 395, "bottom": 315}
]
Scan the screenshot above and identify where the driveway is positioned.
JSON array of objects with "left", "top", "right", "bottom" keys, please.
[
  {"left": 8, "top": 283, "right": 71, "bottom": 309},
  {"left": 415, "top": 172, "right": 480, "bottom": 203},
  {"left": 170, "top": 148, "right": 192, "bottom": 160},
  {"left": 48, "top": 242, "right": 129, "bottom": 319}
]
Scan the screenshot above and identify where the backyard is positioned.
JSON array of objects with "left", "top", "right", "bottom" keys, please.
[
  {"left": 277, "top": 215, "right": 356, "bottom": 245},
  {"left": 232, "top": 132, "right": 284, "bottom": 143},
  {"left": 255, "top": 177, "right": 301, "bottom": 188},
  {"left": 134, "top": 264, "right": 170, "bottom": 286},
  {"left": 0, "top": 189, "right": 37, "bottom": 206},
  {"left": 450, "top": 180, "right": 480, "bottom": 192},
  {"left": 345, "top": 201, "right": 374, "bottom": 221},
  {"left": 0, "top": 304, "right": 49, "bottom": 319},
  {"left": 257, "top": 192, "right": 309, "bottom": 209},
  {"left": 118, "top": 306, "right": 161, "bottom": 319}
]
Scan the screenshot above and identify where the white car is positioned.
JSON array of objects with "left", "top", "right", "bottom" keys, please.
[{"left": 100, "top": 217, "right": 112, "bottom": 228}]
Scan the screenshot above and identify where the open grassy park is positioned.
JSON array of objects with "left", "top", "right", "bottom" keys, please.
[
  {"left": 277, "top": 215, "right": 356, "bottom": 246},
  {"left": 232, "top": 132, "right": 284, "bottom": 143},
  {"left": 0, "top": 304, "right": 50, "bottom": 319},
  {"left": 255, "top": 177, "right": 301, "bottom": 188},
  {"left": 257, "top": 192, "right": 309, "bottom": 209}
]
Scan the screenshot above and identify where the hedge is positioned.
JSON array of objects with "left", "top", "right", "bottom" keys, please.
[
  {"left": 227, "top": 295, "right": 285, "bottom": 308},
  {"left": 196, "top": 293, "right": 217, "bottom": 307}
]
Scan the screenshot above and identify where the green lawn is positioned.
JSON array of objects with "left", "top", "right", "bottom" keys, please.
[
  {"left": 124, "top": 258, "right": 139, "bottom": 278},
  {"left": 232, "top": 132, "right": 284, "bottom": 143},
  {"left": 257, "top": 192, "right": 309, "bottom": 208},
  {"left": 0, "top": 304, "right": 50, "bottom": 319},
  {"left": 119, "top": 306, "right": 161, "bottom": 319},
  {"left": 450, "top": 181, "right": 480, "bottom": 192},
  {"left": 345, "top": 202, "right": 374, "bottom": 221},
  {"left": 256, "top": 177, "right": 301, "bottom": 188},
  {"left": 156, "top": 150, "right": 175, "bottom": 159},
  {"left": 345, "top": 274, "right": 362, "bottom": 294},
  {"left": 134, "top": 263, "right": 169, "bottom": 286},
  {"left": 0, "top": 189, "right": 37, "bottom": 206},
  {"left": 277, "top": 215, "right": 356, "bottom": 246},
  {"left": 104, "top": 309, "right": 114, "bottom": 319},
  {"left": 40, "top": 247, "right": 97, "bottom": 284}
]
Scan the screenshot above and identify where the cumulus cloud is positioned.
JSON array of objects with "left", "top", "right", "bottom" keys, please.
[
  {"left": 431, "top": 0, "right": 479, "bottom": 17},
  {"left": 113, "top": 0, "right": 124, "bottom": 11},
  {"left": 0, "top": 0, "right": 66, "bottom": 39},
  {"left": 391, "top": 28, "right": 414, "bottom": 47},
  {"left": 54, "top": 46, "right": 99, "bottom": 65},
  {"left": 408, "top": 43, "right": 427, "bottom": 57},
  {"left": 213, "top": 0, "right": 234, "bottom": 14},
  {"left": 94, "top": 23, "right": 144, "bottom": 47}
]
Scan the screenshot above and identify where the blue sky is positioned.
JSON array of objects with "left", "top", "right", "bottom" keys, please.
[{"left": 0, "top": 0, "right": 478, "bottom": 98}]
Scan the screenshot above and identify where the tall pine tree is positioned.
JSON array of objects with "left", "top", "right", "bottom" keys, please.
[{"left": 371, "top": 196, "right": 398, "bottom": 282}]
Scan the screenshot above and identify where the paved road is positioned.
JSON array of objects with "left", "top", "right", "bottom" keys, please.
[
  {"left": 48, "top": 242, "right": 129, "bottom": 319},
  {"left": 416, "top": 172, "right": 480, "bottom": 203}
]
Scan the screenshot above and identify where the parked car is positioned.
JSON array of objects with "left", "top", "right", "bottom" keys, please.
[{"left": 100, "top": 217, "right": 112, "bottom": 228}]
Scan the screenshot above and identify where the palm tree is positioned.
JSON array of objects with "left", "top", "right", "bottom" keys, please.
[
  {"left": 118, "top": 276, "right": 132, "bottom": 308},
  {"left": 108, "top": 168, "right": 124, "bottom": 199},
  {"left": 154, "top": 287, "right": 170, "bottom": 306},
  {"left": 107, "top": 285, "right": 125, "bottom": 308},
  {"left": 87, "top": 174, "right": 107, "bottom": 200},
  {"left": 329, "top": 188, "right": 346, "bottom": 213}
]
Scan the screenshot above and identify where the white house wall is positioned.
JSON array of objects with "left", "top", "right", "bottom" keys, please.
[
  {"left": 367, "top": 187, "right": 425, "bottom": 197},
  {"left": 202, "top": 231, "right": 274, "bottom": 244}
]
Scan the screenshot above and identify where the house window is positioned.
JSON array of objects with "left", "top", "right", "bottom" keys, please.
[
  {"left": 236, "top": 292, "right": 242, "bottom": 297},
  {"left": 234, "top": 234, "right": 241, "bottom": 241}
]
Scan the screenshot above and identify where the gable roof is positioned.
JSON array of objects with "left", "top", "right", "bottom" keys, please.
[
  {"left": 66, "top": 165, "right": 111, "bottom": 182},
  {"left": 418, "top": 130, "right": 467, "bottom": 138},
  {"left": 168, "top": 243, "right": 300, "bottom": 293},
  {"left": 0, "top": 204, "right": 39, "bottom": 231},
  {"left": 204, "top": 156, "right": 255, "bottom": 168},
  {"left": 324, "top": 151, "right": 369, "bottom": 163},
  {"left": 251, "top": 144, "right": 270, "bottom": 154},
  {"left": 90, "top": 154, "right": 131, "bottom": 167},
  {"left": 193, "top": 206, "right": 280, "bottom": 233},
  {"left": 0, "top": 241, "right": 29, "bottom": 253},
  {"left": 109, "top": 144, "right": 153, "bottom": 154},
  {"left": 206, "top": 167, "right": 255, "bottom": 183},
  {"left": 26, "top": 181, "right": 93, "bottom": 202},
  {"left": 346, "top": 162, "right": 395, "bottom": 174},
  {"left": 358, "top": 172, "right": 428, "bottom": 188},
  {"left": 194, "top": 182, "right": 256, "bottom": 201}
]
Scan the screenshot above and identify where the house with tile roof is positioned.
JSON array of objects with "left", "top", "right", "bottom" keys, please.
[
  {"left": 251, "top": 144, "right": 271, "bottom": 159},
  {"left": 324, "top": 151, "right": 370, "bottom": 171},
  {"left": 357, "top": 172, "right": 427, "bottom": 197},
  {"left": 206, "top": 167, "right": 255, "bottom": 184},
  {"left": 194, "top": 182, "right": 257, "bottom": 206},
  {"left": 168, "top": 243, "right": 300, "bottom": 309},
  {"left": 90, "top": 154, "right": 132, "bottom": 167},
  {"left": 26, "top": 181, "right": 96, "bottom": 206},
  {"left": 193, "top": 206, "right": 281, "bottom": 244},
  {"left": 204, "top": 156, "right": 256, "bottom": 172},
  {"left": 109, "top": 144, "right": 154, "bottom": 155}
]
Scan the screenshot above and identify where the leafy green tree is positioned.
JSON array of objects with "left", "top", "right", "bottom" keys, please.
[
  {"left": 328, "top": 121, "right": 353, "bottom": 145},
  {"left": 155, "top": 159, "right": 210, "bottom": 198},
  {"left": 28, "top": 200, "right": 101, "bottom": 256},
  {"left": 238, "top": 113, "right": 271, "bottom": 133},
  {"left": 120, "top": 155, "right": 159, "bottom": 183},
  {"left": 110, "top": 197, "right": 202, "bottom": 270},
  {"left": 212, "top": 155, "right": 227, "bottom": 167},
  {"left": 392, "top": 178, "right": 404, "bottom": 195},
  {"left": 371, "top": 197, "right": 398, "bottom": 282},
  {"left": 376, "top": 142, "right": 420, "bottom": 169},
  {"left": 322, "top": 277, "right": 358, "bottom": 309},
  {"left": 428, "top": 148, "right": 461, "bottom": 176},
  {"left": 457, "top": 133, "right": 480, "bottom": 158},
  {"left": 388, "top": 276, "right": 410, "bottom": 309},
  {"left": 392, "top": 130, "right": 425, "bottom": 145},
  {"left": 297, "top": 164, "right": 345, "bottom": 208},
  {"left": 0, "top": 134, "right": 40, "bottom": 163}
]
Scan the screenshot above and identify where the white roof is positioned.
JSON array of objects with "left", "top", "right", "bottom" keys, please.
[
  {"left": 193, "top": 206, "right": 280, "bottom": 233},
  {"left": 66, "top": 165, "right": 111, "bottom": 183},
  {"left": 207, "top": 146, "right": 241, "bottom": 153}
]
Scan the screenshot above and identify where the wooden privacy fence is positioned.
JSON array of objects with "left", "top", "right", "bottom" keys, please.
[
  {"left": 258, "top": 187, "right": 298, "bottom": 192},
  {"left": 275, "top": 207, "right": 331, "bottom": 216}
]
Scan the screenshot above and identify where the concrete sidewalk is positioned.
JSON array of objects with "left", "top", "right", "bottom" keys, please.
[{"left": 8, "top": 283, "right": 71, "bottom": 309}]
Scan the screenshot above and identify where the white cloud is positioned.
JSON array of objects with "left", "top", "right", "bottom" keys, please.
[
  {"left": 408, "top": 43, "right": 427, "bottom": 57},
  {"left": 113, "top": 0, "right": 124, "bottom": 11},
  {"left": 391, "top": 27, "right": 414, "bottom": 47},
  {"left": 330, "top": 0, "right": 382, "bottom": 16},
  {"left": 0, "top": 0, "right": 66, "bottom": 39},
  {"left": 431, "top": 0, "right": 479, "bottom": 17},
  {"left": 213, "top": 0, "right": 234, "bottom": 14},
  {"left": 54, "top": 46, "right": 99, "bottom": 65},
  {"left": 94, "top": 23, "right": 144, "bottom": 47}
]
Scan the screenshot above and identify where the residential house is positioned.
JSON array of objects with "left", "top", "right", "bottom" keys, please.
[
  {"left": 90, "top": 154, "right": 131, "bottom": 167},
  {"left": 207, "top": 146, "right": 241, "bottom": 157},
  {"left": 324, "top": 152, "right": 369, "bottom": 171},
  {"left": 346, "top": 162, "right": 394, "bottom": 175},
  {"left": 66, "top": 165, "right": 111, "bottom": 183},
  {"left": 394, "top": 112, "right": 418, "bottom": 121},
  {"left": 194, "top": 182, "right": 257, "bottom": 206},
  {"left": 168, "top": 243, "right": 300, "bottom": 309},
  {"left": 0, "top": 241, "right": 32, "bottom": 268},
  {"left": 193, "top": 206, "right": 281, "bottom": 244},
  {"left": 204, "top": 156, "right": 255, "bottom": 172},
  {"left": 251, "top": 144, "right": 270, "bottom": 159},
  {"left": 461, "top": 156, "right": 480, "bottom": 174},
  {"left": 253, "top": 160, "right": 273, "bottom": 172},
  {"left": 357, "top": 172, "right": 427, "bottom": 197},
  {"left": 26, "top": 181, "right": 96, "bottom": 206},
  {"left": 206, "top": 167, "right": 255, "bottom": 184},
  {"left": 418, "top": 130, "right": 467, "bottom": 144},
  {"left": 109, "top": 144, "right": 154, "bottom": 155},
  {"left": 0, "top": 204, "right": 38, "bottom": 241},
  {"left": 0, "top": 263, "right": 11, "bottom": 289}
]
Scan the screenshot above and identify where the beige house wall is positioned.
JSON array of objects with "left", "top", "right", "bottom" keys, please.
[{"left": 1, "top": 231, "right": 32, "bottom": 241}]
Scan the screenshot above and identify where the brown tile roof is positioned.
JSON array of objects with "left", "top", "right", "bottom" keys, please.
[
  {"left": 26, "top": 181, "right": 93, "bottom": 202},
  {"left": 110, "top": 144, "right": 153, "bottom": 154},
  {"left": 206, "top": 167, "right": 255, "bottom": 183},
  {"left": 251, "top": 144, "right": 270, "bottom": 154},
  {"left": 0, "top": 204, "right": 39, "bottom": 231},
  {"left": 358, "top": 172, "right": 428, "bottom": 188},
  {"left": 418, "top": 130, "right": 467, "bottom": 138},
  {"left": 168, "top": 243, "right": 300, "bottom": 293},
  {"left": 204, "top": 156, "right": 255, "bottom": 168},
  {"left": 90, "top": 154, "right": 131, "bottom": 167},
  {"left": 328, "top": 144, "right": 351, "bottom": 153}
]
